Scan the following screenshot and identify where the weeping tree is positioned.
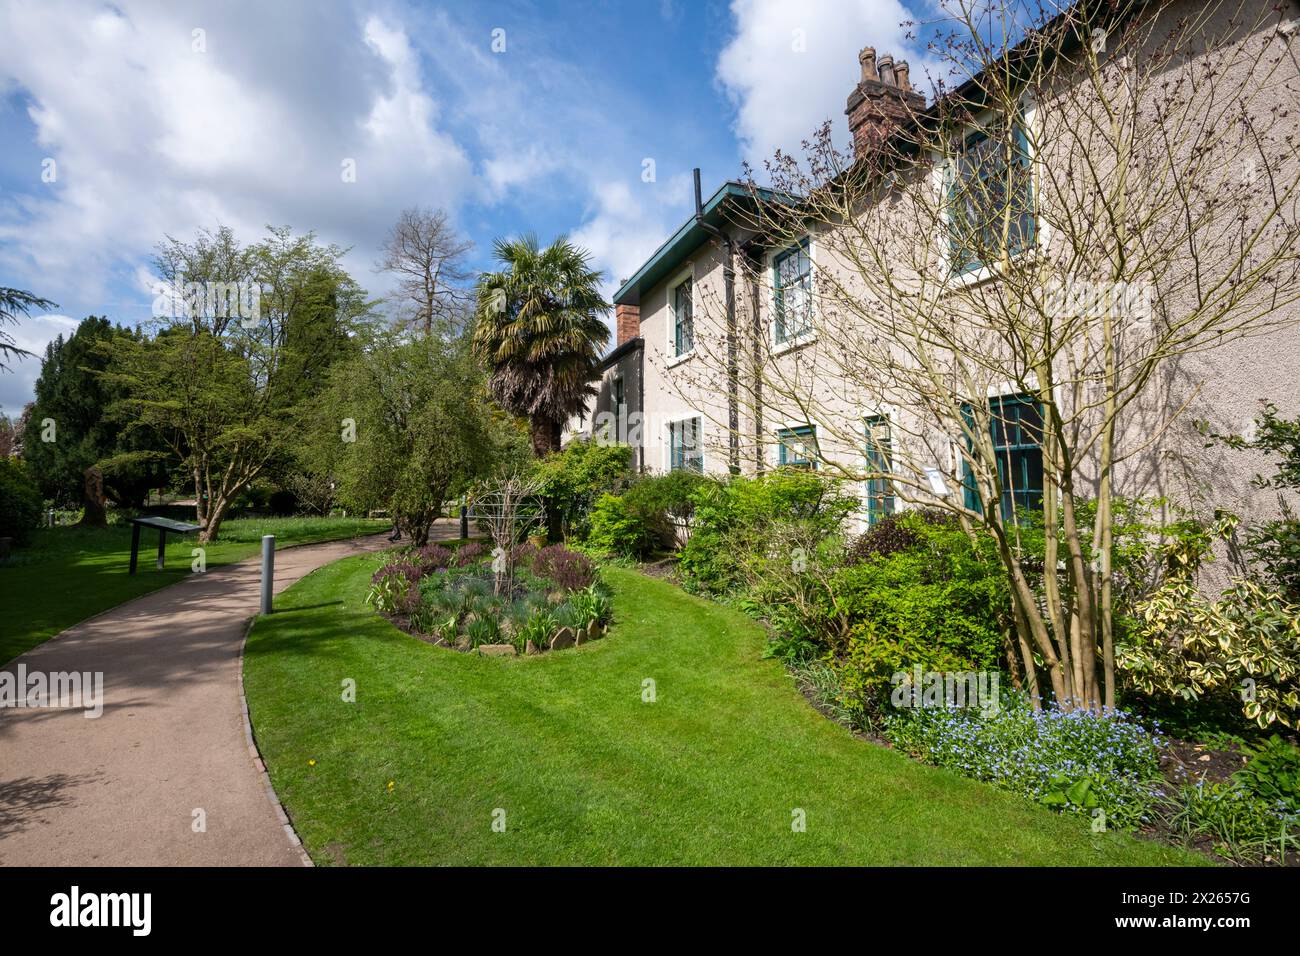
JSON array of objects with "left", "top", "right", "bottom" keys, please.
[
  {"left": 301, "top": 330, "right": 507, "bottom": 547},
  {"left": 471, "top": 235, "right": 610, "bottom": 456},
  {"left": 679, "top": 0, "right": 1300, "bottom": 709}
]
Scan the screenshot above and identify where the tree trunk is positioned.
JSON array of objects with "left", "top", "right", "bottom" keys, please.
[
  {"left": 192, "top": 465, "right": 207, "bottom": 527},
  {"left": 80, "top": 466, "right": 108, "bottom": 527},
  {"left": 199, "top": 496, "right": 231, "bottom": 544},
  {"left": 529, "top": 417, "right": 561, "bottom": 458}
]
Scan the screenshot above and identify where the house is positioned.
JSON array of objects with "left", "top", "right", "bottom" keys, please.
[
  {"left": 602, "top": 0, "right": 1300, "bottom": 536},
  {"left": 564, "top": 303, "right": 645, "bottom": 470}
]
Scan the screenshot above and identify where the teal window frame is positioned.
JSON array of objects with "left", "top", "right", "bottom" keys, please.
[
  {"left": 961, "top": 394, "right": 1044, "bottom": 520},
  {"left": 864, "top": 415, "right": 895, "bottom": 527},
  {"left": 777, "top": 424, "right": 818, "bottom": 469},
  {"left": 669, "top": 416, "right": 703, "bottom": 473},
  {"left": 672, "top": 276, "right": 694, "bottom": 356},
  {"left": 948, "top": 118, "right": 1035, "bottom": 275},
  {"left": 773, "top": 238, "right": 812, "bottom": 344}
]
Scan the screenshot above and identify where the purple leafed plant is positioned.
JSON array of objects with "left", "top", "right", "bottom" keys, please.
[
  {"left": 453, "top": 541, "right": 488, "bottom": 567},
  {"left": 371, "top": 560, "right": 423, "bottom": 585},
  {"left": 533, "top": 544, "right": 596, "bottom": 591},
  {"left": 419, "top": 544, "right": 453, "bottom": 570}
]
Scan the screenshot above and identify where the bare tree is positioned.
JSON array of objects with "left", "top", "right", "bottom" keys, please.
[
  {"left": 676, "top": 0, "right": 1300, "bottom": 710},
  {"left": 476, "top": 474, "right": 545, "bottom": 596},
  {"left": 376, "top": 207, "right": 474, "bottom": 336}
]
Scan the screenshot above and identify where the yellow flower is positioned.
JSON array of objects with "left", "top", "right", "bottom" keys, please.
[{"left": 308, "top": 759, "right": 316, "bottom": 766}]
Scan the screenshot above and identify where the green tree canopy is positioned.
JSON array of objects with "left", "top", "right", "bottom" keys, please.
[
  {"left": 102, "top": 225, "right": 374, "bottom": 542},
  {"left": 301, "top": 330, "right": 527, "bottom": 546},
  {"left": 0, "top": 287, "right": 57, "bottom": 372},
  {"left": 23, "top": 316, "right": 173, "bottom": 514}
]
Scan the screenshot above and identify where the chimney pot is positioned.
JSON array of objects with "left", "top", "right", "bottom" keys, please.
[
  {"left": 846, "top": 47, "right": 925, "bottom": 160},
  {"left": 878, "top": 53, "right": 895, "bottom": 87},
  {"left": 859, "top": 46, "right": 878, "bottom": 82}
]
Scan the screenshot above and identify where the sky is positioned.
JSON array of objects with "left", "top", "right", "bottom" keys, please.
[{"left": 0, "top": 0, "right": 935, "bottom": 416}]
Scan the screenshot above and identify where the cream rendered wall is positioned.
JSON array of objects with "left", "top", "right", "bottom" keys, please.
[
  {"left": 639, "top": 241, "right": 738, "bottom": 476},
  {"left": 634, "top": 2, "right": 1300, "bottom": 542}
]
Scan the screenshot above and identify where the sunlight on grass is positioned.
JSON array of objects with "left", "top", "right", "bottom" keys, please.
[
  {"left": 0, "top": 516, "right": 389, "bottom": 663},
  {"left": 243, "top": 555, "right": 1207, "bottom": 866}
]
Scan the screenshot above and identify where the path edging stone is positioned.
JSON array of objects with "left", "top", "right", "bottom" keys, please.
[{"left": 238, "top": 616, "right": 314, "bottom": 867}]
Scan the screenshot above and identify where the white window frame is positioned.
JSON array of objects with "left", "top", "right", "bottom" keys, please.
[
  {"left": 767, "top": 234, "right": 817, "bottom": 353},
  {"left": 665, "top": 412, "right": 705, "bottom": 474}
]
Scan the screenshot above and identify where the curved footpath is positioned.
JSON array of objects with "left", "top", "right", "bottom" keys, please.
[{"left": 0, "top": 528, "right": 432, "bottom": 866}]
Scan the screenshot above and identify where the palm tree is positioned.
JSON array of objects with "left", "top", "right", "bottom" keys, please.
[{"left": 472, "top": 235, "right": 610, "bottom": 456}]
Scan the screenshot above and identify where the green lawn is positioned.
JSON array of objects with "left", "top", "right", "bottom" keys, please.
[
  {"left": 243, "top": 555, "right": 1206, "bottom": 866},
  {"left": 0, "top": 516, "right": 389, "bottom": 664}
]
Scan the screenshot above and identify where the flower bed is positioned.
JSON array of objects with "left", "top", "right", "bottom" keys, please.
[
  {"left": 365, "top": 542, "right": 612, "bottom": 656},
  {"left": 885, "top": 692, "right": 1165, "bottom": 830}
]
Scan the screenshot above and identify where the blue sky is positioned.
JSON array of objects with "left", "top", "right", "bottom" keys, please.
[{"left": 0, "top": 0, "right": 931, "bottom": 414}]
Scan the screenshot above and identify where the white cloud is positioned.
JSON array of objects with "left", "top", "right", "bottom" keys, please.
[
  {"left": 0, "top": 313, "right": 79, "bottom": 416},
  {"left": 716, "top": 0, "right": 925, "bottom": 164},
  {"left": 570, "top": 173, "right": 695, "bottom": 308},
  {"left": 0, "top": 0, "right": 474, "bottom": 308}
]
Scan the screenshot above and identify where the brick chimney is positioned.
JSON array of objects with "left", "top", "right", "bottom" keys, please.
[
  {"left": 614, "top": 302, "right": 640, "bottom": 346},
  {"left": 845, "top": 46, "right": 925, "bottom": 157}
]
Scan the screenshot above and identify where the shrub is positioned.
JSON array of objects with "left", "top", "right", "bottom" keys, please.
[
  {"left": 1206, "top": 402, "right": 1300, "bottom": 601},
  {"left": 886, "top": 693, "right": 1164, "bottom": 829},
  {"left": 372, "top": 559, "right": 424, "bottom": 585},
  {"left": 1119, "top": 577, "right": 1300, "bottom": 730},
  {"left": 418, "top": 543, "right": 453, "bottom": 570},
  {"left": 585, "top": 493, "right": 647, "bottom": 558},
  {"left": 1244, "top": 511, "right": 1300, "bottom": 603},
  {"left": 532, "top": 544, "right": 597, "bottom": 591},
  {"left": 623, "top": 471, "right": 709, "bottom": 548},
  {"left": 452, "top": 541, "right": 487, "bottom": 567},
  {"left": 531, "top": 439, "right": 633, "bottom": 539},
  {"left": 814, "top": 514, "right": 1010, "bottom": 721},
  {"left": 845, "top": 509, "right": 956, "bottom": 563},
  {"left": 679, "top": 470, "right": 857, "bottom": 594},
  {"left": 0, "top": 458, "right": 42, "bottom": 545}
]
